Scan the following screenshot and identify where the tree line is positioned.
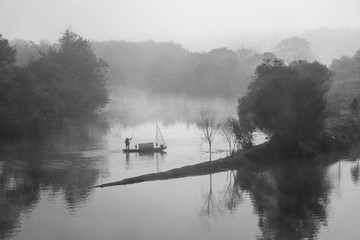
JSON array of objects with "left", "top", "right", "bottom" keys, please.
[
  {"left": 14, "top": 36, "right": 315, "bottom": 99},
  {"left": 5, "top": 30, "right": 360, "bottom": 154},
  {"left": 0, "top": 30, "right": 109, "bottom": 139},
  {"left": 90, "top": 41, "right": 269, "bottom": 99}
]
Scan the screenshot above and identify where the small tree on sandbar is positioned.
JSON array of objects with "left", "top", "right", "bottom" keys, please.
[
  {"left": 198, "top": 109, "right": 220, "bottom": 162},
  {"left": 219, "top": 116, "right": 237, "bottom": 156}
]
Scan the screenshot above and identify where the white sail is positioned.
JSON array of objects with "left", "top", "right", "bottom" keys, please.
[{"left": 154, "top": 123, "right": 166, "bottom": 148}]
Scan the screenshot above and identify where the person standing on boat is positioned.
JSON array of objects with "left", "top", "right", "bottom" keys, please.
[{"left": 125, "top": 137, "right": 132, "bottom": 150}]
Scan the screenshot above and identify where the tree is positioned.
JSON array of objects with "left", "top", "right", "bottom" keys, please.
[
  {"left": 274, "top": 37, "right": 313, "bottom": 63},
  {"left": 0, "top": 35, "right": 17, "bottom": 105},
  {"left": 10, "top": 39, "right": 51, "bottom": 66},
  {"left": 326, "top": 87, "right": 349, "bottom": 126},
  {"left": 238, "top": 58, "right": 332, "bottom": 156},
  {"left": 330, "top": 56, "right": 357, "bottom": 82},
  {"left": 233, "top": 107, "right": 255, "bottom": 149},
  {"left": 27, "top": 29, "right": 109, "bottom": 122},
  {"left": 350, "top": 48, "right": 359, "bottom": 77},
  {"left": 56, "top": 29, "right": 109, "bottom": 116},
  {"left": 0, "top": 35, "right": 22, "bottom": 136},
  {"left": 0, "top": 31, "right": 110, "bottom": 139},
  {"left": 350, "top": 97, "right": 360, "bottom": 122},
  {"left": 219, "top": 116, "right": 237, "bottom": 156},
  {"left": 198, "top": 109, "right": 220, "bottom": 161},
  {"left": 327, "top": 49, "right": 360, "bottom": 125},
  {"left": 0, "top": 35, "right": 16, "bottom": 68}
]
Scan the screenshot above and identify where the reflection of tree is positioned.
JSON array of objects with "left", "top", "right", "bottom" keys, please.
[
  {"left": 223, "top": 170, "right": 244, "bottom": 211},
  {"left": 230, "top": 161, "right": 332, "bottom": 240},
  {"left": 0, "top": 160, "right": 41, "bottom": 239},
  {"left": 37, "top": 155, "right": 105, "bottom": 210},
  {"left": 200, "top": 173, "right": 225, "bottom": 218},
  {"left": 0, "top": 133, "right": 108, "bottom": 238},
  {"left": 201, "top": 174, "right": 215, "bottom": 217},
  {"left": 351, "top": 159, "right": 360, "bottom": 183}
]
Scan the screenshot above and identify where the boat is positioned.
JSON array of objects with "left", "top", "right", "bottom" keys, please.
[{"left": 123, "top": 123, "right": 167, "bottom": 153}]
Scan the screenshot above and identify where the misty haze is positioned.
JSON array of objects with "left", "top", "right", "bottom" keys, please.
[{"left": 1, "top": 0, "right": 360, "bottom": 240}]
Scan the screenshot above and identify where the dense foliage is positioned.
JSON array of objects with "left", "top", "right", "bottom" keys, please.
[
  {"left": 236, "top": 59, "right": 332, "bottom": 156},
  {"left": 327, "top": 49, "right": 360, "bottom": 124},
  {"left": 0, "top": 30, "right": 109, "bottom": 139}
]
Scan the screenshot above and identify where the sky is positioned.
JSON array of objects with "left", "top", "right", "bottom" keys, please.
[{"left": 1, "top": 0, "right": 360, "bottom": 51}]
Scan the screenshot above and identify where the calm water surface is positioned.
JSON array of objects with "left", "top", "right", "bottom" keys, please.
[{"left": 1, "top": 122, "right": 360, "bottom": 240}]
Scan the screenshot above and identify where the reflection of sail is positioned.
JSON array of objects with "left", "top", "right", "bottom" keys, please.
[{"left": 154, "top": 123, "right": 166, "bottom": 148}]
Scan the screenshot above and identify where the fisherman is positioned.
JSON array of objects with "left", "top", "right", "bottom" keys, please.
[{"left": 125, "top": 137, "right": 132, "bottom": 150}]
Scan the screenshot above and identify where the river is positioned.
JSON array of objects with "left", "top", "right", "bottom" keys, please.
[{"left": 1, "top": 110, "right": 360, "bottom": 239}]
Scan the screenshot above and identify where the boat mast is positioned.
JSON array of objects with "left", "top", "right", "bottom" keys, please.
[{"left": 156, "top": 122, "right": 166, "bottom": 147}]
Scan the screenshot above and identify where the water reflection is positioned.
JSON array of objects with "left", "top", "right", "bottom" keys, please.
[
  {"left": 193, "top": 157, "right": 341, "bottom": 240},
  {"left": 350, "top": 159, "right": 360, "bottom": 183},
  {"left": 201, "top": 174, "right": 216, "bottom": 217},
  {"left": 124, "top": 152, "right": 166, "bottom": 172},
  {"left": 223, "top": 170, "right": 244, "bottom": 212},
  {"left": 194, "top": 153, "right": 360, "bottom": 239},
  {"left": 2, "top": 114, "right": 360, "bottom": 240},
  {"left": 0, "top": 158, "right": 41, "bottom": 239},
  {"left": 0, "top": 128, "right": 109, "bottom": 239},
  {"left": 240, "top": 161, "right": 331, "bottom": 239}
]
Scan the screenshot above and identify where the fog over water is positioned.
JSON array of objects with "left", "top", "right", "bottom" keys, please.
[{"left": 104, "top": 87, "right": 237, "bottom": 127}]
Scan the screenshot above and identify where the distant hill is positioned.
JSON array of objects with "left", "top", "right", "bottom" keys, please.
[{"left": 185, "top": 28, "right": 360, "bottom": 65}]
